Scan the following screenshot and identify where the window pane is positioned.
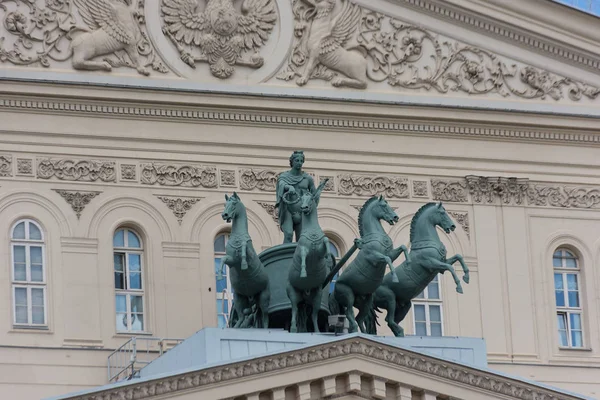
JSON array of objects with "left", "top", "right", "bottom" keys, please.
[
  {"left": 430, "top": 322, "right": 442, "bottom": 337},
  {"left": 570, "top": 313, "right": 582, "bottom": 330},
  {"left": 555, "top": 291, "right": 565, "bottom": 307},
  {"left": 215, "top": 258, "right": 227, "bottom": 292},
  {"left": 14, "top": 246, "right": 26, "bottom": 263},
  {"left": 552, "top": 256, "right": 562, "bottom": 268},
  {"left": 554, "top": 273, "right": 564, "bottom": 290},
  {"left": 129, "top": 254, "right": 141, "bottom": 272},
  {"left": 427, "top": 281, "right": 440, "bottom": 299},
  {"left": 12, "top": 222, "right": 25, "bottom": 239},
  {"left": 328, "top": 242, "right": 339, "bottom": 258},
  {"left": 553, "top": 250, "right": 562, "bottom": 258},
  {"left": 129, "top": 272, "right": 142, "bottom": 290},
  {"left": 30, "top": 247, "right": 43, "bottom": 282},
  {"left": 15, "top": 288, "right": 28, "bottom": 324},
  {"left": 415, "top": 290, "right": 425, "bottom": 299},
  {"left": 114, "top": 253, "right": 124, "bottom": 272},
  {"left": 429, "top": 305, "right": 441, "bottom": 322},
  {"left": 566, "top": 274, "right": 578, "bottom": 290},
  {"left": 29, "top": 223, "right": 42, "bottom": 240},
  {"left": 414, "top": 304, "right": 426, "bottom": 322},
  {"left": 218, "top": 314, "right": 227, "bottom": 328},
  {"left": 558, "top": 329, "right": 569, "bottom": 347},
  {"left": 131, "top": 314, "right": 144, "bottom": 331},
  {"left": 115, "top": 295, "right": 127, "bottom": 313},
  {"left": 114, "top": 253, "right": 125, "bottom": 289},
  {"left": 30, "top": 246, "right": 42, "bottom": 264},
  {"left": 568, "top": 291, "right": 580, "bottom": 308},
  {"left": 557, "top": 314, "right": 568, "bottom": 347},
  {"left": 130, "top": 295, "right": 143, "bottom": 313},
  {"left": 415, "top": 322, "right": 427, "bottom": 336},
  {"left": 571, "top": 331, "right": 583, "bottom": 348},
  {"left": 113, "top": 230, "right": 124, "bottom": 247},
  {"left": 565, "top": 257, "right": 577, "bottom": 268},
  {"left": 15, "top": 287, "right": 27, "bottom": 305},
  {"left": 127, "top": 231, "right": 141, "bottom": 248},
  {"left": 14, "top": 263, "right": 26, "bottom": 281},
  {"left": 214, "top": 234, "right": 226, "bottom": 253},
  {"left": 216, "top": 299, "right": 228, "bottom": 314},
  {"left": 114, "top": 272, "right": 125, "bottom": 290},
  {"left": 31, "top": 266, "right": 43, "bottom": 282},
  {"left": 32, "top": 289, "right": 45, "bottom": 324},
  {"left": 116, "top": 313, "right": 128, "bottom": 331},
  {"left": 16, "top": 305, "right": 28, "bottom": 324}
]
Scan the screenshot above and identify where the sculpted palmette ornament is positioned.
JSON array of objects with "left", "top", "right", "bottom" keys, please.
[
  {"left": 161, "top": 0, "right": 277, "bottom": 78},
  {"left": 157, "top": 195, "right": 202, "bottom": 224},
  {"left": 53, "top": 189, "right": 101, "bottom": 219}
]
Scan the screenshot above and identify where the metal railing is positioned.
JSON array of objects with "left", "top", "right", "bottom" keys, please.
[{"left": 107, "top": 337, "right": 184, "bottom": 382}]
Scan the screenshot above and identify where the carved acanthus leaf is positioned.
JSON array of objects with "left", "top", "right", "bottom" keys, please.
[
  {"left": 278, "top": 1, "right": 599, "bottom": 102},
  {"left": 141, "top": 163, "right": 217, "bottom": 188},
  {"left": 465, "top": 176, "right": 529, "bottom": 205},
  {"left": 53, "top": 189, "right": 101, "bottom": 219},
  {"left": 338, "top": 174, "right": 408, "bottom": 198},
  {"left": 37, "top": 159, "right": 116, "bottom": 182},
  {"left": 527, "top": 185, "right": 600, "bottom": 208},
  {"left": 256, "top": 201, "right": 278, "bottom": 223},
  {"left": 156, "top": 196, "right": 202, "bottom": 224},
  {"left": 0, "top": 154, "right": 12, "bottom": 176},
  {"left": 447, "top": 211, "right": 470, "bottom": 239},
  {"left": 431, "top": 179, "right": 468, "bottom": 203},
  {"left": 239, "top": 169, "right": 279, "bottom": 192}
]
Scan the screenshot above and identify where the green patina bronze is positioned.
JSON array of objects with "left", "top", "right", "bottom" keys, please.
[
  {"left": 365, "top": 202, "right": 469, "bottom": 337},
  {"left": 285, "top": 178, "right": 334, "bottom": 333},
  {"left": 328, "top": 196, "right": 409, "bottom": 333},
  {"left": 218, "top": 192, "right": 270, "bottom": 328},
  {"left": 276, "top": 151, "right": 317, "bottom": 243}
]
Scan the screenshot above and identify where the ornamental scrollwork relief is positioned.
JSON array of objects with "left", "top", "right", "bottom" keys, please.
[
  {"left": 278, "top": 0, "right": 599, "bottom": 101},
  {"left": 53, "top": 189, "right": 101, "bottom": 218},
  {"left": 447, "top": 211, "right": 470, "bottom": 239},
  {"left": 338, "top": 174, "right": 408, "bottom": 198},
  {"left": 256, "top": 201, "right": 278, "bottom": 222},
  {"left": 156, "top": 195, "right": 202, "bottom": 224},
  {"left": 239, "top": 168, "right": 278, "bottom": 191},
  {"left": 160, "top": 0, "right": 277, "bottom": 78},
  {"left": 141, "top": 163, "right": 218, "bottom": 188},
  {"left": 37, "top": 158, "right": 116, "bottom": 182},
  {"left": 0, "top": 0, "right": 167, "bottom": 74},
  {"left": 465, "top": 176, "right": 529, "bottom": 205},
  {"left": 431, "top": 179, "right": 468, "bottom": 203},
  {"left": 0, "top": 154, "right": 12, "bottom": 176},
  {"left": 527, "top": 185, "right": 600, "bottom": 209}
]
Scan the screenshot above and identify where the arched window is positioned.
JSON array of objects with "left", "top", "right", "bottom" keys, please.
[
  {"left": 412, "top": 275, "right": 443, "bottom": 336},
  {"left": 553, "top": 248, "right": 583, "bottom": 348},
  {"left": 327, "top": 239, "right": 341, "bottom": 294},
  {"left": 214, "top": 233, "right": 233, "bottom": 328},
  {"left": 113, "top": 228, "right": 145, "bottom": 332},
  {"left": 11, "top": 219, "right": 46, "bottom": 327}
]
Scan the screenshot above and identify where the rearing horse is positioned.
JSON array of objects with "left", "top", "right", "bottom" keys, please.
[
  {"left": 329, "top": 196, "right": 409, "bottom": 333},
  {"left": 367, "top": 202, "right": 469, "bottom": 337},
  {"left": 218, "top": 192, "right": 270, "bottom": 328},
  {"left": 286, "top": 179, "right": 332, "bottom": 333}
]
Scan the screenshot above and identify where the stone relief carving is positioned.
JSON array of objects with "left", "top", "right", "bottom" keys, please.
[
  {"left": 156, "top": 195, "right": 202, "bottom": 223},
  {"left": 448, "top": 211, "right": 470, "bottom": 239},
  {"left": 431, "top": 179, "right": 468, "bottom": 202},
  {"left": 320, "top": 176, "right": 335, "bottom": 192},
  {"left": 338, "top": 174, "right": 408, "bottom": 198},
  {"left": 466, "top": 176, "right": 529, "bottom": 205},
  {"left": 16, "top": 158, "right": 32, "bottom": 175},
  {"left": 256, "top": 201, "right": 278, "bottom": 222},
  {"left": 278, "top": 1, "right": 599, "bottom": 101},
  {"left": 37, "top": 158, "right": 116, "bottom": 182},
  {"left": 0, "top": 155, "right": 12, "bottom": 176},
  {"left": 220, "top": 169, "right": 236, "bottom": 187},
  {"left": 53, "top": 189, "right": 101, "bottom": 218},
  {"left": 0, "top": 0, "right": 167, "bottom": 74},
  {"left": 527, "top": 185, "right": 600, "bottom": 209},
  {"left": 141, "top": 163, "right": 217, "bottom": 187},
  {"left": 239, "top": 168, "right": 278, "bottom": 191},
  {"left": 161, "top": 0, "right": 277, "bottom": 78},
  {"left": 412, "top": 180, "right": 428, "bottom": 197},
  {"left": 120, "top": 164, "right": 137, "bottom": 181}
]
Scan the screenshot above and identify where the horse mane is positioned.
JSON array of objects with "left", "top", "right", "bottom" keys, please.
[
  {"left": 410, "top": 202, "right": 436, "bottom": 242},
  {"left": 358, "top": 196, "right": 379, "bottom": 237}
]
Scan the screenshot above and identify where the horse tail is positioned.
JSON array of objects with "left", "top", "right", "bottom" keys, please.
[
  {"left": 328, "top": 291, "right": 340, "bottom": 315},
  {"left": 364, "top": 305, "right": 380, "bottom": 334}
]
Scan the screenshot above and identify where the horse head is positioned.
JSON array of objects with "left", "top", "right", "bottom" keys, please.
[
  {"left": 373, "top": 195, "right": 399, "bottom": 226},
  {"left": 222, "top": 192, "right": 242, "bottom": 223},
  {"left": 300, "top": 178, "right": 329, "bottom": 215},
  {"left": 431, "top": 202, "right": 456, "bottom": 233}
]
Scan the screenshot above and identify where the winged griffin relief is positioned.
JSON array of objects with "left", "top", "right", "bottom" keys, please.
[
  {"left": 160, "top": 0, "right": 277, "bottom": 78},
  {"left": 0, "top": 0, "right": 166, "bottom": 74}
]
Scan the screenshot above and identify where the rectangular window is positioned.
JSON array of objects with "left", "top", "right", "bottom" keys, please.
[
  {"left": 413, "top": 276, "right": 443, "bottom": 337},
  {"left": 115, "top": 293, "right": 145, "bottom": 332},
  {"left": 554, "top": 251, "right": 584, "bottom": 348},
  {"left": 12, "top": 286, "right": 46, "bottom": 326},
  {"left": 11, "top": 242, "right": 46, "bottom": 327}
]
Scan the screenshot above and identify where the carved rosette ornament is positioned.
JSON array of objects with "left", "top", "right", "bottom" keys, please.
[
  {"left": 0, "top": 155, "right": 12, "bottom": 176},
  {"left": 239, "top": 168, "right": 278, "bottom": 191},
  {"left": 37, "top": 159, "right": 116, "bottom": 182},
  {"left": 338, "top": 174, "right": 408, "bottom": 198},
  {"left": 160, "top": 0, "right": 277, "bottom": 78},
  {"left": 431, "top": 179, "right": 468, "bottom": 203},
  {"left": 141, "top": 163, "right": 217, "bottom": 187},
  {"left": 16, "top": 158, "right": 33, "bottom": 175},
  {"left": 412, "top": 180, "right": 428, "bottom": 197},
  {"left": 156, "top": 196, "right": 202, "bottom": 224},
  {"left": 0, "top": 0, "right": 167, "bottom": 74},
  {"left": 527, "top": 185, "right": 600, "bottom": 208},
  {"left": 53, "top": 189, "right": 101, "bottom": 219}
]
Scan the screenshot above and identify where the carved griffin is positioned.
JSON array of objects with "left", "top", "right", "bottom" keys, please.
[
  {"left": 71, "top": 0, "right": 149, "bottom": 75},
  {"left": 295, "top": 0, "right": 367, "bottom": 89},
  {"left": 161, "top": 0, "right": 277, "bottom": 78}
]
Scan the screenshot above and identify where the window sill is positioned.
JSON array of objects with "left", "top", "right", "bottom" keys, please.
[
  {"left": 11, "top": 325, "right": 52, "bottom": 334},
  {"left": 114, "top": 331, "right": 154, "bottom": 338},
  {"left": 558, "top": 346, "right": 592, "bottom": 352}
]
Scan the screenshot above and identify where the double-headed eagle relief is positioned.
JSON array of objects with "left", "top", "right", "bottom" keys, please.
[{"left": 161, "top": 0, "right": 277, "bottom": 78}]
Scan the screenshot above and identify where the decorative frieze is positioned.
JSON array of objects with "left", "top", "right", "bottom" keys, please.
[
  {"left": 256, "top": 201, "right": 278, "bottom": 223},
  {"left": 156, "top": 196, "right": 202, "bottom": 224},
  {"left": 37, "top": 159, "right": 116, "bottom": 182},
  {"left": 53, "top": 190, "right": 101, "bottom": 219},
  {"left": 0, "top": 155, "right": 12, "bottom": 177},
  {"left": 320, "top": 176, "right": 335, "bottom": 192},
  {"left": 16, "top": 158, "right": 33, "bottom": 175},
  {"left": 431, "top": 179, "right": 468, "bottom": 203},
  {"left": 527, "top": 185, "right": 600, "bottom": 209},
  {"left": 141, "top": 163, "right": 217, "bottom": 188},
  {"left": 412, "top": 181, "right": 428, "bottom": 198},
  {"left": 338, "top": 174, "right": 408, "bottom": 198},
  {"left": 220, "top": 170, "right": 236, "bottom": 187},
  {"left": 120, "top": 164, "right": 137, "bottom": 181},
  {"left": 465, "top": 176, "right": 529, "bottom": 205},
  {"left": 239, "top": 169, "right": 279, "bottom": 192},
  {"left": 448, "top": 211, "right": 470, "bottom": 239}
]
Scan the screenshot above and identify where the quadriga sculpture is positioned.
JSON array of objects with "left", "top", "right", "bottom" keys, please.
[
  {"left": 286, "top": 179, "right": 333, "bottom": 333},
  {"left": 366, "top": 202, "right": 469, "bottom": 337},
  {"left": 218, "top": 192, "right": 270, "bottom": 328},
  {"left": 328, "top": 196, "right": 409, "bottom": 333}
]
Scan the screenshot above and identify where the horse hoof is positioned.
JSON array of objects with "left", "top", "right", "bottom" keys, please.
[
  {"left": 241, "top": 263, "right": 248, "bottom": 270},
  {"left": 456, "top": 286, "right": 464, "bottom": 294},
  {"left": 392, "top": 274, "right": 399, "bottom": 283},
  {"left": 300, "top": 270, "right": 307, "bottom": 278},
  {"left": 290, "top": 326, "right": 298, "bottom": 333},
  {"left": 463, "top": 275, "right": 470, "bottom": 284}
]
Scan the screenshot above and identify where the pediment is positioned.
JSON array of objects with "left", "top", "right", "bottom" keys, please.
[
  {"left": 0, "top": 0, "right": 599, "bottom": 114},
  {"left": 58, "top": 336, "right": 586, "bottom": 400}
]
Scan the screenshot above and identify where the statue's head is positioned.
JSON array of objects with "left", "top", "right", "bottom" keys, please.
[
  {"left": 289, "top": 151, "right": 305, "bottom": 170},
  {"left": 222, "top": 192, "right": 241, "bottom": 223},
  {"left": 432, "top": 202, "right": 455, "bottom": 233},
  {"left": 374, "top": 195, "right": 399, "bottom": 225}
]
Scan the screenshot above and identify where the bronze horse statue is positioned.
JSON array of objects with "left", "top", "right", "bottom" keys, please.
[
  {"left": 218, "top": 192, "right": 270, "bottom": 328},
  {"left": 366, "top": 202, "right": 469, "bottom": 337},
  {"left": 328, "top": 196, "right": 409, "bottom": 333},
  {"left": 286, "top": 179, "right": 333, "bottom": 333}
]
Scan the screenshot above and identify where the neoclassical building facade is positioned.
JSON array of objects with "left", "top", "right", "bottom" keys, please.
[{"left": 0, "top": 0, "right": 599, "bottom": 399}]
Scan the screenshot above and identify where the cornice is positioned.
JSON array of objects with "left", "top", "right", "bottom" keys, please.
[{"left": 64, "top": 337, "right": 585, "bottom": 400}]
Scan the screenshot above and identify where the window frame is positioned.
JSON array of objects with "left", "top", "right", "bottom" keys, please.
[
  {"left": 10, "top": 219, "right": 47, "bottom": 328},
  {"left": 215, "top": 232, "right": 233, "bottom": 328},
  {"left": 412, "top": 275, "right": 444, "bottom": 337},
  {"left": 553, "top": 248, "right": 584, "bottom": 349}
]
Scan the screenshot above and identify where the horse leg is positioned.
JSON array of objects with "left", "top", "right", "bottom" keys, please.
[
  {"left": 371, "top": 250, "right": 399, "bottom": 282},
  {"left": 394, "top": 302, "right": 412, "bottom": 336},
  {"left": 355, "top": 294, "right": 373, "bottom": 333},
  {"left": 378, "top": 286, "right": 403, "bottom": 337},
  {"left": 217, "top": 255, "right": 233, "bottom": 280},
  {"left": 258, "top": 286, "right": 270, "bottom": 329},
  {"left": 299, "top": 245, "right": 308, "bottom": 278},
  {"left": 334, "top": 283, "right": 358, "bottom": 333},
  {"left": 429, "top": 258, "right": 463, "bottom": 294},
  {"left": 390, "top": 245, "right": 410, "bottom": 263},
  {"left": 282, "top": 213, "right": 294, "bottom": 243},
  {"left": 232, "top": 293, "right": 249, "bottom": 329},
  {"left": 447, "top": 254, "right": 470, "bottom": 284},
  {"left": 286, "top": 284, "right": 301, "bottom": 333},
  {"left": 241, "top": 241, "right": 248, "bottom": 270},
  {"left": 308, "top": 288, "right": 324, "bottom": 333}
]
